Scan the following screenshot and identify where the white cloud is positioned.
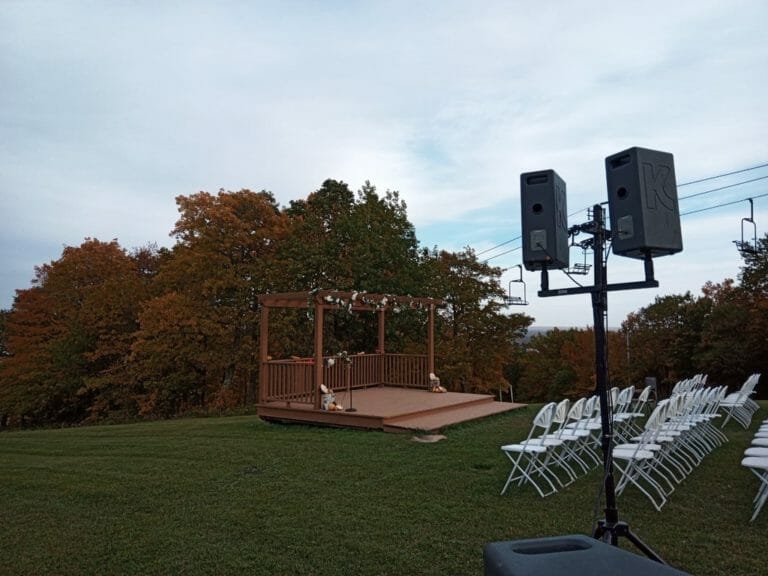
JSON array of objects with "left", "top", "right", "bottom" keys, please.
[{"left": 2, "top": 0, "right": 767, "bottom": 317}]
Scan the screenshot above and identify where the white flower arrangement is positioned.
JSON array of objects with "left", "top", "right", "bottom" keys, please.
[
  {"left": 308, "top": 289, "right": 430, "bottom": 317},
  {"left": 325, "top": 350, "right": 352, "bottom": 367}
]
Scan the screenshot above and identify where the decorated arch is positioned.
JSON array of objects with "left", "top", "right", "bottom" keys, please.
[{"left": 257, "top": 290, "right": 443, "bottom": 409}]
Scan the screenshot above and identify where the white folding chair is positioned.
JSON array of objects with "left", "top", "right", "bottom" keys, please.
[
  {"left": 500, "top": 403, "right": 563, "bottom": 498},
  {"left": 613, "top": 403, "right": 673, "bottom": 511},
  {"left": 742, "top": 456, "right": 768, "bottom": 521},
  {"left": 539, "top": 398, "right": 593, "bottom": 479},
  {"left": 720, "top": 374, "right": 760, "bottom": 429}
]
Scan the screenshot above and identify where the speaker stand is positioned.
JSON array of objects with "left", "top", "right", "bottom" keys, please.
[{"left": 539, "top": 204, "right": 666, "bottom": 564}]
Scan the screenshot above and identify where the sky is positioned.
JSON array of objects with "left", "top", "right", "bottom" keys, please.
[{"left": 2, "top": 0, "right": 767, "bottom": 328}]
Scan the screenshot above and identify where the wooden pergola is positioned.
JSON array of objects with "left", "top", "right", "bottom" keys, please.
[{"left": 258, "top": 290, "right": 443, "bottom": 409}]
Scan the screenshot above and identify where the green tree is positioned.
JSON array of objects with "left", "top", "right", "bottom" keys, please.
[
  {"left": 422, "top": 248, "right": 532, "bottom": 394},
  {"left": 739, "top": 234, "right": 768, "bottom": 296},
  {"left": 277, "top": 180, "right": 425, "bottom": 357}
]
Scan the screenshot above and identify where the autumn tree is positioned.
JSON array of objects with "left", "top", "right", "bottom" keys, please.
[
  {"left": 621, "top": 293, "right": 708, "bottom": 395},
  {"left": 131, "top": 189, "right": 289, "bottom": 413},
  {"left": 0, "top": 309, "right": 9, "bottom": 359},
  {"left": 516, "top": 328, "right": 584, "bottom": 401},
  {"left": 0, "top": 239, "right": 152, "bottom": 424}
]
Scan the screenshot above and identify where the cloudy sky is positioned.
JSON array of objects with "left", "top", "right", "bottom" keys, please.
[{"left": 2, "top": 1, "right": 767, "bottom": 327}]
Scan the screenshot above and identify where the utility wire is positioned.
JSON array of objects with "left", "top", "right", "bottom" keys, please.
[
  {"left": 678, "top": 161, "right": 768, "bottom": 187},
  {"left": 475, "top": 237, "right": 519, "bottom": 256},
  {"left": 680, "top": 191, "right": 768, "bottom": 216},
  {"left": 483, "top": 245, "right": 521, "bottom": 262},
  {"left": 679, "top": 175, "right": 768, "bottom": 200}
]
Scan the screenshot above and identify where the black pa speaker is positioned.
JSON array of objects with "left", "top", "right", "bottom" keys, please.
[
  {"left": 484, "top": 534, "right": 691, "bottom": 576},
  {"left": 520, "top": 170, "right": 569, "bottom": 271},
  {"left": 605, "top": 147, "right": 683, "bottom": 259}
]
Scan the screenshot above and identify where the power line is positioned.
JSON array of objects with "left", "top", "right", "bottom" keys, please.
[
  {"left": 680, "top": 191, "right": 768, "bottom": 216},
  {"left": 678, "top": 161, "right": 768, "bottom": 187},
  {"left": 483, "top": 245, "right": 521, "bottom": 262},
  {"left": 679, "top": 175, "right": 768, "bottom": 200},
  {"left": 475, "top": 237, "right": 518, "bottom": 256}
]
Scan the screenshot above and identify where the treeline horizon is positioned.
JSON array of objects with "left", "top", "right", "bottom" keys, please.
[{"left": 1, "top": 179, "right": 766, "bottom": 427}]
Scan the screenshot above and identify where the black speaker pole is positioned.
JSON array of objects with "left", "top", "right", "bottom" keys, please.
[
  {"left": 589, "top": 204, "right": 620, "bottom": 538},
  {"left": 587, "top": 205, "right": 665, "bottom": 563}
]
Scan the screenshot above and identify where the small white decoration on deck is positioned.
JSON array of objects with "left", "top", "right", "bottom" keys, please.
[{"left": 429, "top": 372, "right": 447, "bottom": 393}]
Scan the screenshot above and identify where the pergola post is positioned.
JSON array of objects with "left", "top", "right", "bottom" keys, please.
[
  {"left": 377, "top": 308, "right": 386, "bottom": 384},
  {"left": 428, "top": 303, "right": 435, "bottom": 379},
  {"left": 258, "top": 305, "right": 269, "bottom": 404},
  {"left": 377, "top": 308, "right": 386, "bottom": 353},
  {"left": 313, "top": 301, "right": 324, "bottom": 410}
]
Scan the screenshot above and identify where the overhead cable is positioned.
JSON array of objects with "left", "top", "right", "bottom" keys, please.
[
  {"left": 679, "top": 175, "right": 768, "bottom": 200},
  {"left": 678, "top": 161, "right": 768, "bottom": 187},
  {"left": 680, "top": 191, "right": 768, "bottom": 216}
]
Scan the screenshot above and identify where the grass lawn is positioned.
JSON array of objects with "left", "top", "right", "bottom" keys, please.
[{"left": 1, "top": 403, "right": 765, "bottom": 575}]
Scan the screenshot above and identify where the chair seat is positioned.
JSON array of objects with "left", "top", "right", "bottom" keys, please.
[
  {"left": 632, "top": 433, "right": 676, "bottom": 443},
  {"left": 742, "top": 456, "right": 768, "bottom": 471},
  {"left": 555, "top": 429, "right": 591, "bottom": 439},
  {"left": 745, "top": 447, "right": 768, "bottom": 457},
  {"left": 525, "top": 437, "right": 564, "bottom": 448},
  {"left": 613, "top": 448, "right": 655, "bottom": 460},
  {"left": 501, "top": 443, "right": 548, "bottom": 454},
  {"left": 615, "top": 442, "right": 662, "bottom": 451}
]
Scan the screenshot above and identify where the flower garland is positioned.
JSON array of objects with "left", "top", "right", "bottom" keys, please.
[
  {"left": 326, "top": 350, "right": 353, "bottom": 367},
  {"left": 307, "top": 289, "right": 429, "bottom": 317}
]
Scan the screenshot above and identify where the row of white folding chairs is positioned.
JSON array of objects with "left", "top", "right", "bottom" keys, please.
[
  {"left": 499, "top": 385, "right": 653, "bottom": 498},
  {"left": 612, "top": 386, "right": 728, "bottom": 511},
  {"left": 742, "top": 418, "right": 768, "bottom": 521},
  {"left": 720, "top": 373, "right": 761, "bottom": 429},
  {"left": 670, "top": 374, "right": 708, "bottom": 395}
]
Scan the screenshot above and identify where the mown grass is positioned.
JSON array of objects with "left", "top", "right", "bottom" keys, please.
[{"left": 1, "top": 403, "right": 765, "bottom": 575}]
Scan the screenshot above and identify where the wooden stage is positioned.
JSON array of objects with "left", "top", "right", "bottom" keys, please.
[{"left": 257, "top": 386, "right": 525, "bottom": 433}]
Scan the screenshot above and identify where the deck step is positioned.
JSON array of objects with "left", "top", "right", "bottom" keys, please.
[{"left": 383, "top": 401, "right": 522, "bottom": 433}]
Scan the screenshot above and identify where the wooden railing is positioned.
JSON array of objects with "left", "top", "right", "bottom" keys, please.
[
  {"left": 263, "top": 359, "right": 315, "bottom": 404},
  {"left": 262, "top": 353, "right": 429, "bottom": 404},
  {"left": 382, "top": 353, "right": 428, "bottom": 388}
]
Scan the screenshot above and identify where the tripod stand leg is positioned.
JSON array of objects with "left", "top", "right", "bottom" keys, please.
[
  {"left": 595, "top": 520, "right": 667, "bottom": 564},
  {"left": 621, "top": 523, "right": 667, "bottom": 565}
]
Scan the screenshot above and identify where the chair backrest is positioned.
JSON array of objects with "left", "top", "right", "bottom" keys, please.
[
  {"left": 583, "top": 395, "right": 599, "bottom": 418},
  {"left": 566, "top": 397, "right": 586, "bottom": 423},
  {"left": 643, "top": 402, "right": 669, "bottom": 438},
  {"left": 616, "top": 386, "right": 634, "bottom": 412},
  {"left": 703, "top": 386, "right": 725, "bottom": 415},
  {"left": 526, "top": 402, "right": 558, "bottom": 442},
  {"left": 552, "top": 398, "right": 570, "bottom": 426},
  {"left": 609, "top": 387, "right": 620, "bottom": 410},
  {"left": 633, "top": 385, "right": 652, "bottom": 413}
]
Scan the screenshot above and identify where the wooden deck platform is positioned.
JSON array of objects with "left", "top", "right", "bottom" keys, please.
[{"left": 257, "top": 386, "right": 526, "bottom": 432}]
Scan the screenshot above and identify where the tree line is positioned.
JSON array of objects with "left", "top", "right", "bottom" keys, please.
[
  {"left": 512, "top": 237, "right": 768, "bottom": 401},
  {"left": 1, "top": 179, "right": 765, "bottom": 427},
  {"left": 0, "top": 180, "right": 530, "bottom": 426}
]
